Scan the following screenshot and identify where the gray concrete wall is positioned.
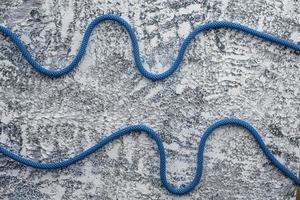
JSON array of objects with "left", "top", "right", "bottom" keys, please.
[{"left": 0, "top": 0, "right": 299, "bottom": 199}]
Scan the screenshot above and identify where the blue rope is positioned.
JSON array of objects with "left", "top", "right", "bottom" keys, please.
[{"left": 0, "top": 14, "right": 299, "bottom": 195}]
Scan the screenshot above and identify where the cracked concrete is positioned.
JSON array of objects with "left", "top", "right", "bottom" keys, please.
[{"left": 0, "top": 0, "right": 299, "bottom": 199}]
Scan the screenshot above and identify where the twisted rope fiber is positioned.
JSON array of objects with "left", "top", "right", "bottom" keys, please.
[{"left": 0, "top": 14, "right": 300, "bottom": 195}]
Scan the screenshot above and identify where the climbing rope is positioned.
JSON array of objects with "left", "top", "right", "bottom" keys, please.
[{"left": 0, "top": 14, "right": 299, "bottom": 195}]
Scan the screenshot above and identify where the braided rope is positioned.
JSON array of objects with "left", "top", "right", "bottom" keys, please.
[{"left": 0, "top": 14, "right": 299, "bottom": 195}]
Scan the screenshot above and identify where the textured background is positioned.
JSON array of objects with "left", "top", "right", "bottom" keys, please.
[{"left": 0, "top": 0, "right": 300, "bottom": 199}]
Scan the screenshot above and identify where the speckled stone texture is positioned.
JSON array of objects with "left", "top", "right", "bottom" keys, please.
[{"left": 0, "top": 0, "right": 299, "bottom": 199}]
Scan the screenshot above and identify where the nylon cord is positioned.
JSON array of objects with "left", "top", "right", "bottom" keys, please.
[{"left": 0, "top": 14, "right": 299, "bottom": 195}]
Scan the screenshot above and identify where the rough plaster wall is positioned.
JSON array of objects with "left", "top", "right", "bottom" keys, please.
[{"left": 0, "top": 0, "right": 299, "bottom": 199}]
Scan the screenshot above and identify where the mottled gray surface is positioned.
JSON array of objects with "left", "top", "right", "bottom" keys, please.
[{"left": 0, "top": 0, "right": 299, "bottom": 199}]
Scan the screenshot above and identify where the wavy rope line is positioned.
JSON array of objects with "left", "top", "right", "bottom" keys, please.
[{"left": 0, "top": 15, "right": 299, "bottom": 195}]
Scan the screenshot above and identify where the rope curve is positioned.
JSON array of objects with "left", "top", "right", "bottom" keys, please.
[
  {"left": 0, "top": 118, "right": 299, "bottom": 194},
  {"left": 0, "top": 14, "right": 299, "bottom": 195},
  {"left": 1, "top": 15, "right": 300, "bottom": 79}
]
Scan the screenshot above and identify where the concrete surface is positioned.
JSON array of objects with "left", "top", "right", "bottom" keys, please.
[{"left": 0, "top": 0, "right": 299, "bottom": 199}]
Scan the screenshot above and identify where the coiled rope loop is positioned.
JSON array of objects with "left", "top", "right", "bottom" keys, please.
[{"left": 0, "top": 15, "right": 299, "bottom": 195}]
